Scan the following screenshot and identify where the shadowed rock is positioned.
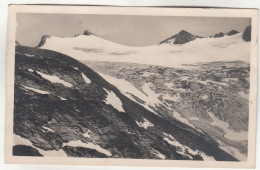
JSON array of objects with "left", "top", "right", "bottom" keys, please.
[
  {"left": 62, "top": 146, "right": 108, "bottom": 158},
  {"left": 214, "top": 32, "right": 225, "bottom": 38},
  {"left": 15, "top": 40, "right": 21, "bottom": 46},
  {"left": 36, "top": 35, "right": 51, "bottom": 48},
  {"left": 83, "top": 29, "right": 93, "bottom": 36},
  {"left": 242, "top": 26, "right": 251, "bottom": 42},
  {"left": 13, "top": 145, "right": 43, "bottom": 156},
  {"left": 160, "top": 30, "right": 196, "bottom": 45},
  {"left": 226, "top": 30, "right": 239, "bottom": 36}
]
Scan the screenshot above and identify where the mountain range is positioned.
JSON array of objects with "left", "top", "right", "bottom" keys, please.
[
  {"left": 36, "top": 26, "right": 251, "bottom": 68},
  {"left": 13, "top": 26, "right": 251, "bottom": 161}
]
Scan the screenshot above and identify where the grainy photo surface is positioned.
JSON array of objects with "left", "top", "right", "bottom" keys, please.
[{"left": 5, "top": 5, "right": 258, "bottom": 168}]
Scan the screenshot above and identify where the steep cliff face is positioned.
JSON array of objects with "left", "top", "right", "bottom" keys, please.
[{"left": 13, "top": 46, "right": 238, "bottom": 161}]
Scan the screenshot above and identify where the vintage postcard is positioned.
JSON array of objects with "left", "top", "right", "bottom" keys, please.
[{"left": 5, "top": 5, "right": 258, "bottom": 168}]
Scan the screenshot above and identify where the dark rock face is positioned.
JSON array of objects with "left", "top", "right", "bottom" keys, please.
[
  {"left": 242, "top": 26, "right": 251, "bottom": 42},
  {"left": 226, "top": 30, "right": 239, "bottom": 36},
  {"left": 160, "top": 30, "right": 196, "bottom": 45},
  {"left": 13, "top": 46, "right": 238, "bottom": 161},
  {"left": 214, "top": 32, "right": 225, "bottom": 38},
  {"left": 63, "top": 146, "right": 108, "bottom": 158},
  {"left": 36, "top": 35, "right": 51, "bottom": 48},
  {"left": 174, "top": 30, "right": 197, "bottom": 44},
  {"left": 13, "top": 145, "right": 43, "bottom": 156}
]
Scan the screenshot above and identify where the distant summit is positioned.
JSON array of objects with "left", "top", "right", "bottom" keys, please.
[
  {"left": 160, "top": 30, "right": 196, "bottom": 45},
  {"left": 83, "top": 29, "right": 93, "bottom": 36},
  {"left": 160, "top": 29, "right": 243, "bottom": 45}
]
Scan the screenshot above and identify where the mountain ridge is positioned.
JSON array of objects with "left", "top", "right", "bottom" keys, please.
[
  {"left": 35, "top": 27, "right": 249, "bottom": 48},
  {"left": 159, "top": 29, "right": 242, "bottom": 45}
]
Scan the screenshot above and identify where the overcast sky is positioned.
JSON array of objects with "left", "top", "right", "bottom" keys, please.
[{"left": 16, "top": 13, "right": 251, "bottom": 47}]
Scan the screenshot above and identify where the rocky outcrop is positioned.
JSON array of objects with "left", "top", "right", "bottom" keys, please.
[
  {"left": 36, "top": 35, "right": 51, "bottom": 48},
  {"left": 83, "top": 29, "right": 93, "bottom": 36},
  {"left": 226, "top": 30, "right": 239, "bottom": 36},
  {"left": 62, "top": 146, "right": 108, "bottom": 158},
  {"left": 214, "top": 32, "right": 225, "bottom": 38},
  {"left": 242, "top": 26, "right": 251, "bottom": 42},
  {"left": 15, "top": 40, "right": 21, "bottom": 46},
  {"left": 13, "top": 145, "right": 43, "bottom": 156}
]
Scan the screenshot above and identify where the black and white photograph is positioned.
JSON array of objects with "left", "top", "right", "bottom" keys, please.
[{"left": 5, "top": 5, "right": 258, "bottom": 168}]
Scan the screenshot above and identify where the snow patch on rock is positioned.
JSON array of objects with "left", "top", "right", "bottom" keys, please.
[
  {"left": 57, "top": 96, "right": 67, "bottom": 100},
  {"left": 99, "top": 73, "right": 158, "bottom": 114},
  {"left": 163, "top": 133, "right": 215, "bottom": 161},
  {"left": 201, "top": 95, "right": 208, "bottom": 100},
  {"left": 152, "top": 149, "right": 166, "bottom": 159},
  {"left": 208, "top": 111, "right": 248, "bottom": 141},
  {"left": 135, "top": 118, "right": 154, "bottom": 129},
  {"left": 21, "top": 85, "right": 50, "bottom": 94},
  {"left": 13, "top": 134, "right": 67, "bottom": 157},
  {"left": 81, "top": 72, "right": 91, "bottom": 84},
  {"left": 36, "top": 71, "right": 73, "bottom": 87},
  {"left": 142, "top": 83, "right": 161, "bottom": 106},
  {"left": 82, "top": 130, "right": 92, "bottom": 138},
  {"left": 190, "top": 117, "right": 199, "bottom": 121},
  {"left": 63, "top": 140, "right": 112, "bottom": 156},
  {"left": 42, "top": 126, "right": 55, "bottom": 132},
  {"left": 103, "top": 88, "right": 125, "bottom": 112},
  {"left": 163, "top": 93, "right": 181, "bottom": 102}
]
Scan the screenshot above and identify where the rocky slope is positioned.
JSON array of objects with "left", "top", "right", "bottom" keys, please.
[{"left": 13, "top": 46, "right": 238, "bottom": 161}]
